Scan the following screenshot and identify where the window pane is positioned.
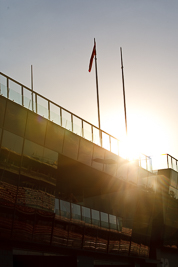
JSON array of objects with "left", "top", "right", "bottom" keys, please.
[
  {"left": 71, "top": 203, "right": 81, "bottom": 220},
  {"left": 43, "top": 148, "right": 58, "bottom": 168},
  {"left": 82, "top": 206, "right": 91, "bottom": 224},
  {"left": 62, "top": 110, "right": 72, "bottom": 131},
  {"left": 9, "top": 80, "right": 21, "bottom": 105},
  {"left": 73, "top": 116, "right": 82, "bottom": 137},
  {"left": 60, "top": 200, "right": 70, "bottom": 219},
  {"left": 23, "top": 88, "right": 33, "bottom": 111},
  {"left": 1, "top": 130, "right": 23, "bottom": 155},
  {"left": 101, "top": 212, "right": 109, "bottom": 229},
  {"left": 37, "top": 95, "right": 48, "bottom": 119},
  {"left": 102, "top": 132, "right": 110, "bottom": 151},
  {"left": 83, "top": 122, "right": 92, "bottom": 142},
  {"left": 50, "top": 103, "right": 61, "bottom": 125},
  {"left": 109, "top": 214, "right": 117, "bottom": 230},
  {"left": 93, "top": 127, "right": 100, "bottom": 146},
  {"left": 45, "top": 121, "right": 64, "bottom": 153},
  {"left": 4, "top": 101, "right": 27, "bottom": 137},
  {"left": 23, "top": 139, "right": 44, "bottom": 160},
  {"left": 63, "top": 131, "right": 79, "bottom": 160},
  {"left": 91, "top": 209, "right": 100, "bottom": 226},
  {"left": 0, "top": 75, "right": 7, "bottom": 97},
  {"left": 25, "top": 112, "right": 47, "bottom": 146}
]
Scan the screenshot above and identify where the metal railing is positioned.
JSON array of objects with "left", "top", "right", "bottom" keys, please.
[
  {"left": 151, "top": 153, "right": 178, "bottom": 172},
  {"left": 0, "top": 72, "right": 152, "bottom": 171}
]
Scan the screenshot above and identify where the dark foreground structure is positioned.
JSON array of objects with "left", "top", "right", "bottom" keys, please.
[{"left": 0, "top": 72, "right": 178, "bottom": 267}]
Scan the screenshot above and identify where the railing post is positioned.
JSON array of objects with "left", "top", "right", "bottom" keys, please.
[
  {"left": 35, "top": 93, "right": 37, "bottom": 113},
  {"left": 91, "top": 125, "right": 93, "bottom": 142},
  {"left": 7, "top": 78, "right": 9, "bottom": 99},
  {"left": 21, "top": 86, "right": 24, "bottom": 106},
  {"left": 48, "top": 101, "right": 50, "bottom": 120},
  {"left": 109, "top": 136, "right": 111, "bottom": 152},
  {"left": 82, "top": 120, "right": 84, "bottom": 138},
  {"left": 100, "top": 130, "right": 102, "bottom": 147},
  {"left": 32, "top": 92, "right": 34, "bottom": 111},
  {"left": 71, "top": 114, "right": 73, "bottom": 132},
  {"left": 167, "top": 154, "right": 169, "bottom": 168},
  {"left": 60, "top": 108, "right": 62, "bottom": 126}
]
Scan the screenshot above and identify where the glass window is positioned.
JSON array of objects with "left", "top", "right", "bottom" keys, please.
[
  {"left": 43, "top": 148, "right": 58, "bottom": 168},
  {"left": 9, "top": 80, "right": 21, "bottom": 105},
  {"left": 71, "top": 203, "right": 81, "bottom": 220},
  {"left": 23, "top": 139, "right": 44, "bottom": 160},
  {"left": 4, "top": 101, "right": 27, "bottom": 137},
  {"left": 73, "top": 116, "right": 82, "bottom": 137},
  {"left": 1, "top": 130, "right": 23, "bottom": 155},
  {"left": 91, "top": 209, "right": 100, "bottom": 226},
  {"left": 45, "top": 121, "right": 64, "bottom": 153},
  {"left": 82, "top": 206, "right": 91, "bottom": 224},
  {"left": 62, "top": 131, "right": 79, "bottom": 160},
  {"left": 93, "top": 127, "right": 100, "bottom": 146},
  {"left": 103, "top": 150, "right": 118, "bottom": 176},
  {"left": 62, "top": 110, "right": 72, "bottom": 131},
  {"left": 0, "top": 96, "right": 6, "bottom": 127},
  {"left": 25, "top": 112, "right": 47, "bottom": 146},
  {"left": 102, "top": 132, "right": 110, "bottom": 151},
  {"left": 92, "top": 146, "right": 104, "bottom": 171},
  {"left": 100, "top": 212, "right": 109, "bottom": 229},
  {"left": 83, "top": 122, "right": 92, "bottom": 142},
  {"left": 37, "top": 95, "right": 48, "bottom": 119},
  {"left": 23, "top": 88, "right": 33, "bottom": 111},
  {"left": 50, "top": 103, "right": 61, "bottom": 125},
  {"left": 109, "top": 214, "right": 117, "bottom": 230},
  {"left": 78, "top": 138, "right": 93, "bottom": 166},
  {"left": 0, "top": 74, "right": 7, "bottom": 97},
  {"left": 60, "top": 200, "right": 70, "bottom": 219}
]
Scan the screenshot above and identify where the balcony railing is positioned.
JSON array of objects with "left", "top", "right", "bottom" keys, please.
[
  {"left": 152, "top": 153, "right": 178, "bottom": 172},
  {"left": 0, "top": 72, "right": 152, "bottom": 171}
]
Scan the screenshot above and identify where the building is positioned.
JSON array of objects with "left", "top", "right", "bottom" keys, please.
[{"left": 0, "top": 72, "right": 178, "bottom": 267}]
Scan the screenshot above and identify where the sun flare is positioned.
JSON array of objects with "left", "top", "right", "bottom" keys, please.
[{"left": 119, "top": 135, "right": 141, "bottom": 161}]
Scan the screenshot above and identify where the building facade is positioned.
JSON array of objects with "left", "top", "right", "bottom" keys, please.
[{"left": 0, "top": 72, "right": 178, "bottom": 267}]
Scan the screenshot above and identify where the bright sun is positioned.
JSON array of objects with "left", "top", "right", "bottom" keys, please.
[{"left": 119, "top": 135, "right": 141, "bottom": 161}]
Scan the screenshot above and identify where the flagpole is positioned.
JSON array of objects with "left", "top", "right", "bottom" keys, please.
[
  {"left": 94, "top": 39, "right": 102, "bottom": 145},
  {"left": 94, "top": 39, "right": 101, "bottom": 129},
  {"left": 120, "top": 47, "right": 128, "bottom": 136},
  {"left": 31, "top": 65, "right": 34, "bottom": 111}
]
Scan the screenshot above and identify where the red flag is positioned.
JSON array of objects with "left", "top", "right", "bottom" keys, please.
[{"left": 88, "top": 44, "right": 96, "bottom": 72}]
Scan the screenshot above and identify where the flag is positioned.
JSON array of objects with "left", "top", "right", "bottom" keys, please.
[{"left": 88, "top": 44, "right": 96, "bottom": 72}]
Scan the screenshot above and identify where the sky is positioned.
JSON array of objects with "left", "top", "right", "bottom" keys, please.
[{"left": 1, "top": 0, "right": 178, "bottom": 163}]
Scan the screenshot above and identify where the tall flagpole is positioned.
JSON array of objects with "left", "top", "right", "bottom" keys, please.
[
  {"left": 31, "top": 65, "right": 34, "bottom": 111},
  {"left": 94, "top": 38, "right": 101, "bottom": 130},
  {"left": 94, "top": 39, "right": 102, "bottom": 146},
  {"left": 120, "top": 47, "right": 128, "bottom": 136}
]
